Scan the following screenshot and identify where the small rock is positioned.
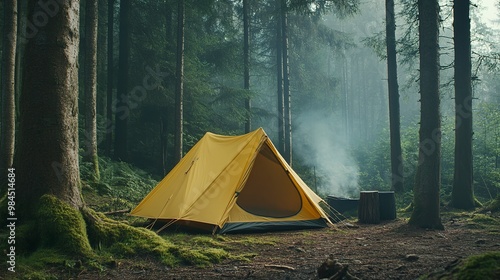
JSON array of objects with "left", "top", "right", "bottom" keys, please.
[
  {"left": 295, "top": 247, "right": 306, "bottom": 253},
  {"left": 353, "top": 259, "right": 362, "bottom": 264},
  {"left": 405, "top": 254, "right": 419, "bottom": 262},
  {"left": 395, "top": 265, "right": 406, "bottom": 270}
]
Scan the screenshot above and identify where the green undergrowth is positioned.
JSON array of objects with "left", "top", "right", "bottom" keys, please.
[
  {"left": 444, "top": 208, "right": 500, "bottom": 232},
  {"left": 164, "top": 233, "right": 268, "bottom": 263},
  {"left": 83, "top": 208, "right": 179, "bottom": 266},
  {"left": 424, "top": 251, "right": 500, "bottom": 279},
  {"left": 481, "top": 195, "right": 500, "bottom": 213},
  {"left": 80, "top": 156, "right": 159, "bottom": 213}
]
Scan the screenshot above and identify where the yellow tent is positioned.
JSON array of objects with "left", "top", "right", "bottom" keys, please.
[{"left": 130, "top": 128, "right": 331, "bottom": 233}]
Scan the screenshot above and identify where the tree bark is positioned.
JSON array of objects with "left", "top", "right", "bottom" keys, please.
[
  {"left": 409, "top": 0, "right": 443, "bottom": 229},
  {"left": 160, "top": 115, "right": 168, "bottom": 175},
  {"left": 17, "top": 0, "right": 83, "bottom": 214},
  {"left": 105, "top": 0, "right": 114, "bottom": 156},
  {"left": 97, "top": 0, "right": 108, "bottom": 116},
  {"left": 451, "top": 0, "right": 475, "bottom": 210},
  {"left": 276, "top": 0, "right": 285, "bottom": 157},
  {"left": 162, "top": 0, "right": 173, "bottom": 174},
  {"left": 358, "top": 191, "right": 380, "bottom": 224},
  {"left": 15, "top": 0, "right": 27, "bottom": 117},
  {"left": 1, "top": 0, "right": 17, "bottom": 194},
  {"left": 281, "top": 0, "right": 292, "bottom": 166},
  {"left": 83, "top": 0, "right": 100, "bottom": 180},
  {"left": 174, "top": 0, "right": 185, "bottom": 163},
  {"left": 385, "top": 0, "right": 404, "bottom": 193},
  {"left": 114, "top": 0, "right": 130, "bottom": 161},
  {"left": 243, "top": 0, "right": 251, "bottom": 133}
]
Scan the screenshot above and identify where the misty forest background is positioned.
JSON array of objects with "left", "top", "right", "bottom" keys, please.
[{"left": 1, "top": 0, "right": 500, "bottom": 212}]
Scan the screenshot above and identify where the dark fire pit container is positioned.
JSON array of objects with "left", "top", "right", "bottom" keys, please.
[
  {"left": 378, "top": 191, "right": 396, "bottom": 220},
  {"left": 326, "top": 196, "right": 359, "bottom": 219}
]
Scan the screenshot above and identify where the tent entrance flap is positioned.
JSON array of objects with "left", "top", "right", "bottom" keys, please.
[{"left": 236, "top": 144, "right": 302, "bottom": 218}]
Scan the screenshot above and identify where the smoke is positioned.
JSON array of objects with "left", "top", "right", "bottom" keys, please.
[{"left": 294, "top": 111, "right": 360, "bottom": 198}]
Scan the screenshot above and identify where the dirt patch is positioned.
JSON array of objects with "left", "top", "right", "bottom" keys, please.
[{"left": 74, "top": 215, "right": 500, "bottom": 279}]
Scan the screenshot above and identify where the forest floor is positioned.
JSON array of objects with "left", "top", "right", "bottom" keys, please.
[{"left": 71, "top": 210, "right": 500, "bottom": 280}]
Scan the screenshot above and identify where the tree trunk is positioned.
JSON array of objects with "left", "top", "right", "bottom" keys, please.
[
  {"left": 105, "top": 0, "right": 114, "bottom": 156},
  {"left": 174, "top": 0, "right": 185, "bottom": 163},
  {"left": 243, "top": 0, "right": 251, "bottom": 133},
  {"left": 165, "top": 0, "right": 173, "bottom": 40},
  {"left": 83, "top": 0, "right": 100, "bottom": 180},
  {"left": 385, "top": 0, "right": 404, "bottom": 193},
  {"left": 97, "top": 0, "right": 108, "bottom": 116},
  {"left": 114, "top": 0, "right": 130, "bottom": 161},
  {"left": 409, "top": 0, "right": 443, "bottom": 230},
  {"left": 451, "top": 0, "right": 475, "bottom": 210},
  {"left": 281, "top": 0, "right": 292, "bottom": 166},
  {"left": 15, "top": 0, "right": 27, "bottom": 118},
  {"left": 342, "top": 50, "right": 349, "bottom": 143},
  {"left": 1, "top": 0, "right": 17, "bottom": 195},
  {"left": 160, "top": 114, "right": 169, "bottom": 175},
  {"left": 276, "top": 0, "right": 285, "bottom": 156},
  {"left": 163, "top": 0, "right": 173, "bottom": 174},
  {"left": 17, "top": 0, "right": 83, "bottom": 215},
  {"left": 358, "top": 191, "right": 380, "bottom": 224}
]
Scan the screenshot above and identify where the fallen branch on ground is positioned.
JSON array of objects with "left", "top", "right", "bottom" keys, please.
[{"left": 264, "top": 264, "right": 296, "bottom": 271}]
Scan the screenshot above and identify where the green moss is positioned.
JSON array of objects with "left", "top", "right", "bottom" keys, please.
[
  {"left": 482, "top": 196, "right": 500, "bottom": 212},
  {"left": 14, "top": 249, "right": 78, "bottom": 280},
  {"left": 191, "top": 235, "right": 226, "bottom": 248},
  {"left": 83, "top": 208, "right": 179, "bottom": 265},
  {"left": 201, "top": 247, "right": 230, "bottom": 263},
  {"left": 23, "top": 248, "right": 69, "bottom": 269},
  {"left": 465, "top": 213, "right": 500, "bottom": 230},
  {"left": 173, "top": 247, "right": 211, "bottom": 266},
  {"left": 470, "top": 214, "right": 498, "bottom": 224},
  {"left": 229, "top": 252, "right": 258, "bottom": 262},
  {"left": 37, "top": 195, "right": 93, "bottom": 257},
  {"left": 235, "top": 236, "right": 277, "bottom": 246},
  {"left": 171, "top": 247, "right": 230, "bottom": 266},
  {"left": 459, "top": 252, "right": 500, "bottom": 279},
  {"left": 423, "top": 252, "right": 500, "bottom": 280},
  {"left": 452, "top": 252, "right": 500, "bottom": 280}
]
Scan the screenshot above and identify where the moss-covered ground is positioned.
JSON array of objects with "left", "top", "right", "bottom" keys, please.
[{"left": 423, "top": 251, "right": 500, "bottom": 279}]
